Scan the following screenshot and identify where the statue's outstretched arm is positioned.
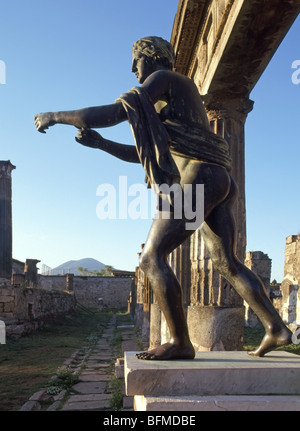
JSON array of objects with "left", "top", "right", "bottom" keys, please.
[
  {"left": 76, "top": 129, "right": 139, "bottom": 163},
  {"left": 34, "top": 102, "right": 127, "bottom": 134}
]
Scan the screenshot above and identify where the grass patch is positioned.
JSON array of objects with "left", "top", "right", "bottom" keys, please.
[
  {"left": 0, "top": 307, "right": 113, "bottom": 411},
  {"left": 45, "top": 366, "right": 80, "bottom": 395},
  {"left": 108, "top": 375, "right": 124, "bottom": 411},
  {"left": 107, "top": 309, "right": 134, "bottom": 411}
]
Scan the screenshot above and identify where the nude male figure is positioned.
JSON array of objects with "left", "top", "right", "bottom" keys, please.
[{"left": 34, "top": 36, "right": 292, "bottom": 360}]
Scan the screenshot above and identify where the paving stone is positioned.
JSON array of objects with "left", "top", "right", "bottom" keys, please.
[
  {"left": 46, "top": 401, "right": 61, "bottom": 411},
  {"left": 19, "top": 400, "right": 41, "bottom": 411},
  {"left": 67, "top": 394, "right": 111, "bottom": 403},
  {"left": 72, "top": 381, "right": 107, "bottom": 394},
  {"left": 53, "top": 390, "right": 67, "bottom": 401},
  {"left": 89, "top": 353, "right": 112, "bottom": 357},
  {"left": 83, "top": 368, "right": 109, "bottom": 374},
  {"left": 88, "top": 355, "right": 112, "bottom": 361},
  {"left": 85, "top": 363, "right": 110, "bottom": 369},
  {"left": 61, "top": 399, "right": 111, "bottom": 411},
  {"left": 21, "top": 314, "right": 141, "bottom": 412},
  {"left": 79, "top": 374, "right": 110, "bottom": 382},
  {"left": 29, "top": 390, "right": 46, "bottom": 401}
]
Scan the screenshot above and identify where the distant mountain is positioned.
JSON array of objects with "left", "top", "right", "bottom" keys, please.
[{"left": 50, "top": 258, "right": 107, "bottom": 275}]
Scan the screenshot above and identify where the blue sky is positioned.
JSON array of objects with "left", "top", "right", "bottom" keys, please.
[{"left": 0, "top": 1, "right": 299, "bottom": 281}]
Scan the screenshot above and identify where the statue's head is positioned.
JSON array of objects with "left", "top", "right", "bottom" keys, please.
[{"left": 132, "top": 36, "right": 175, "bottom": 71}]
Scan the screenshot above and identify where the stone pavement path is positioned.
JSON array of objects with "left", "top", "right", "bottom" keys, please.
[{"left": 20, "top": 313, "right": 141, "bottom": 412}]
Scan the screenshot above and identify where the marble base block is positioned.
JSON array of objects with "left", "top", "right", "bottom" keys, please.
[{"left": 125, "top": 351, "right": 300, "bottom": 397}]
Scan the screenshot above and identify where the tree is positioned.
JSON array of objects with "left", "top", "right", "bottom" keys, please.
[
  {"left": 77, "top": 266, "right": 89, "bottom": 276},
  {"left": 77, "top": 265, "right": 113, "bottom": 277}
]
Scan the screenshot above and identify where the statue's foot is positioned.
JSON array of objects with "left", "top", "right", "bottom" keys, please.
[
  {"left": 248, "top": 327, "right": 293, "bottom": 357},
  {"left": 136, "top": 341, "right": 195, "bottom": 361}
]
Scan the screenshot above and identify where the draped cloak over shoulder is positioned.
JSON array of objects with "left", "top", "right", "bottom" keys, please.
[{"left": 116, "top": 86, "right": 231, "bottom": 195}]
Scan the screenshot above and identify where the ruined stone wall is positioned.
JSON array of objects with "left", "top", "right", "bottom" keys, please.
[
  {"left": 0, "top": 285, "right": 76, "bottom": 336},
  {"left": 38, "top": 275, "right": 131, "bottom": 309},
  {"left": 38, "top": 275, "right": 67, "bottom": 291},
  {"left": 73, "top": 276, "right": 131, "bottom": 309}
]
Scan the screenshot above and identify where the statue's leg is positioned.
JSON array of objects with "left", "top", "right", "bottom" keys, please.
[
  {"left": 136, "top": 214, "right": 195, "bottom": 360},
  {"left": 200, "top": 199, "right": 292, "bottom": 357},
  {"left": 135, "top": 164, "right": 233, "bottom": 360}
]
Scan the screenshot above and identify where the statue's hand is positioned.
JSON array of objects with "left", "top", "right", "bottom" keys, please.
[
  {"left": 75, "top": 128, "right": 104, "bottom": 149},
  {"left": 34, "top": 112, "right": 55, "bottom": 134}
]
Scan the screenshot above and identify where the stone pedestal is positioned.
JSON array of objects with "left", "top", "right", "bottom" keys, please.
[
  {"left": 125, "top": 351, "right": 300, "bottom": 411},
  {"left": 187, "top": 305, "right": 244, "bottom": 351}
]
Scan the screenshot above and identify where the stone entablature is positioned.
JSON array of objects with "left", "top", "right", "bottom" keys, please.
[{"left": 171, "top": 0, "right": 300, "bottom": 97}]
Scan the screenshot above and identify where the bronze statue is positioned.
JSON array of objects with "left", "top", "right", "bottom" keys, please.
[{"left": 34, "top": 36, "right": 292, "bottom": 360}]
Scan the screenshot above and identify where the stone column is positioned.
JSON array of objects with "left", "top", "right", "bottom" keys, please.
[
  {"left": 282, "top": 235, "right": 300, "bottom": 326},
  {"left": 0, "top": 161, "right": 16, "bottom": 281},
  {"left": 244, "top": 251, "right": 272, "bottom": 327},
  {"left": 169, "top": 239, "right": 191, "bottom": 311},
  {"left": 284, "top": 235, "right": 300, "bottom": 282},
  {"left": 204, "top": 93, "right": 254, "bottom": 260},
  {"left": 281, "top": 279, "right": 299, "bottom": 325},
  {"left": 141, "top": 274, "right": 151, "bottom": 345},
  {"left": 134, "top": 245, "right": 147, "bottom": 334},
  {"left": 186, "top": 94, "right": 253, "bottom": 351},
  {"left": 149, "top": 301, "right": 161, "bottom": 349},
  {"left": 134, "top": 265, "right": 143, "bottom": 329},
  {"left": 128, "top": 277, "right": 136, "bottom": 317}
]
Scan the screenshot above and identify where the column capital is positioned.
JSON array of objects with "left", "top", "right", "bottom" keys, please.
[
  {"left": 202, "top": 93, "right": 254, "bottom": 123},
  {"left": 0, "top": 161, "right": 16, "bottom": 179}
]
